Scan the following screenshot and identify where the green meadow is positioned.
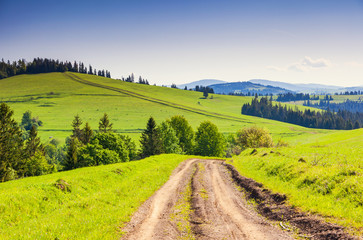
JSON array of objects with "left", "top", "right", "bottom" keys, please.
[
  {"left": 0, "top": 72, "right": 330, "bottom": 144},
  {"left": 229, "top": 128, "right": 363, "bottom": 235},
  {"left": 0, "top": 154, "right": 191, "bottom": 239},
  {"left": 1, "top": 72, "right": 362, "bottom": 237}
]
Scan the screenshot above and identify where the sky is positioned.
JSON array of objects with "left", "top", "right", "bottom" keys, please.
[{"left": 1, "top": 0, "right": 363, "bottom": 86}]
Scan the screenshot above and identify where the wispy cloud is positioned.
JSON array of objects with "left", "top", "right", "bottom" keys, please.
[{"left": 268, "top": 56, "right": 331, "bottom": 72}]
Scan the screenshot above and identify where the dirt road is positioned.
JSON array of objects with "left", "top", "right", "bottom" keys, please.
[{"left": 121, "top": 159, "right": 293, "bottom": 240}]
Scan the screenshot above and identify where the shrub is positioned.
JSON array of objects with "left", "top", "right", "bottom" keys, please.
[
  {"left": 236, "top": 126, "right": 273, "bottom": 149},
  {"left": 195, "top": 121, "right": 225, "bottom": 157}
]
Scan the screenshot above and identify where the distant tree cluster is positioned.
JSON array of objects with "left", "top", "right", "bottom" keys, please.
[
  {"left": 335, "top": 90, "right": 362, "bottom": 95},
  {"left": 276, "top": 93, "right": 320, "bottom": 102},
  {"left": 0, "top": 58, "right": 111, "bottom": 79},
  {"left": 241, "top": 96, "right": 362, "bottom": 130},
  {"left": 194, "top": 85, "right": 214, "bottom": 94},
  {"left": 139, "top": 115, "right": 225, "bottom": 158},
  {"left": 120, "top": 73, "right": 149, "bottom": 85},
  {"left": 304, "top": 99, "right": 363, "bottom": 113},
  {"left": 64, "top": 113, "right": 136, "bottom": 170}
]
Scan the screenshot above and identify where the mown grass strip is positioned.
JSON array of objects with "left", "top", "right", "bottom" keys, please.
[
  {"left": 0, "top": 154, "right": 191, "bottom": 240},
  {"left": 64, "top": 72, "right": 253, "bottom": 123}
]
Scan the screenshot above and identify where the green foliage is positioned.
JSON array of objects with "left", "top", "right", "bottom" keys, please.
[
  {"left": 0, "top": 103, "right": 23, "bottom": 182},
  {"left": 99, "top": 113, "right": 113, "bottom": 133},
  {"left": 20, "top": 110, "right": 42, "bottom": 132},
  {"left": 64, "top": 138, "right": 82, "bottom": 170},
  {"left": 82, "top": 122, "right": 93, "bottom": 144},
  {"left": 168, "top": 115, "right": 194, "bottom": 154},
  {"left": 236, "top": 126, "right": 273, "bottom": 149},
  {"left": 21, "top": 152, "right": 55, "bottom": 177},
  {"left": 71, "top": 114, "right": 83, "bottom": 140},
  {"left": 195, "top": 121, "right": 225, "bottom": 157},
  {"left": 158, "top": 121, "right": 182, "bottom": 154},
  {"left": 77, "top": 142, "right": 120, "bottom": 167},
  {"left": 92, "top": 132, "right": 129, "bottom": 162},
  {"left": 139, "top": 117, "right": 163, "bottom": 158}
]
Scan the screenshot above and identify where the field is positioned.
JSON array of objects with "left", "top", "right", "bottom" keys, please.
[
  {"left": 229, "top": 128, "right": 363, "bottom": 235},
  {"left": 0, "top": 154, "right": 192, "bottom": 239},
  {"left": 0, "top": 72, "right": 330, "bottom": 144},
  {"left": 1, "top": 72, "right": 362, "bottom": 237}
]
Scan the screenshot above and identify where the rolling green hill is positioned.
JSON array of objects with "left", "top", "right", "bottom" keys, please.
[
  {"left": 1, "top": 72, "right": 362, "bottom": 237},
  {"left": 0, "top": 72, "right": 331, "bottom": 144}
]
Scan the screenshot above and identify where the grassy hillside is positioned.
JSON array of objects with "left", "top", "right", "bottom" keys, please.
[
  {"left": 0, "top": 72, "right": 331, "bottom": 143},
  {"left": 229, "top": 128, "right": 363, "bottom": 235},
  {"left": 0, "top": 154, "right": 191, "bottom": 239}
]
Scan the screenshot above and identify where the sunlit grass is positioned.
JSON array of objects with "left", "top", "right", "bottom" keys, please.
[{"left": 0, "top": 154, "right": 191, "bottom": 239}]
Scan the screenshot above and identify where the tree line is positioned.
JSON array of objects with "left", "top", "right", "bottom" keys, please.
[
  {"left": 241, "top": 96, "right": 362, "bottom": 130},
  {"left": 335, "top": 90, "right": 362, "bottom": 95},
  {"left": 0, "top": 103, "right": 229, "bottom": 182},
  {"left": 276, "top": 93, "right": 320, "bottom": 102},
  {"left": 304, "top": 99, "right": 363, "bottom": 113},
  {"left": 0, "top": 58, "right": 111, "bottom": 79}
]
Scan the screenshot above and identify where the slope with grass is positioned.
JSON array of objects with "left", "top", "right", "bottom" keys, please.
[
  {"left": 0, "top": 154, "right": 192, "bottom": 239},
  {"left": 0, "top": 72, "right": 331, "bottom": 144},
  {"left": 229, "top": 128, "right": 363, "bottom": 236}
]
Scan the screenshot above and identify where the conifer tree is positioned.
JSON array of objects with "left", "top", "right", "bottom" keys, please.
[
  {"left": 139, "top": 117, "right": 162, "bottom": 158},
  {"left": 99, "top": 113, "right": 113, "bottom": 133},
  {"left": 71, "top": 114, "right": 83, "bottom": 140},
  {"left": 0, "top": 103, "right": 23, "bottom": 181},
  {"left": 82, "top": 122, "right": 93, "bottom": 144}
]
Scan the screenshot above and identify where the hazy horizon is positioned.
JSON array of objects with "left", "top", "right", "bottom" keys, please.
[{"left": 1, "top": 0, "right": 363, "bottom": 87}]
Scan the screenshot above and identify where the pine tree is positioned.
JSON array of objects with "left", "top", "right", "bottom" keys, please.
[
  {"left": 24, "top": 125, "right": 44, "bottom": 158},
  {"left": 99, "top": 113, "right": 113, "bottom": 133},
  {"left": 82, "top": 122, "right": 93, "bottom": 144},
  {"left": 0, "top": 103, "right": 24, "bottom": 181},
  {"left": 139, "top": 117, "right": 162, "bottom": 158},
  {"left": 64, "top": 138, "right": 81, "bottom": 170},
  {"left": 71, "top": 114, "right": 83, "bottom": 140}
]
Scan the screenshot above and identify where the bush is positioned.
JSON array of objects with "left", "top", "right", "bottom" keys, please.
[
  {"left": 236, "top": 126, "right": 273, "bottom": 149},
  {"left": 195, "top": 121, "right": 225, "bottom": 157}
]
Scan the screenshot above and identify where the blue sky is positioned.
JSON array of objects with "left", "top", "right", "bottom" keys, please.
[{"left": 1, "top": 0, "right": 363, "bottom": 86}]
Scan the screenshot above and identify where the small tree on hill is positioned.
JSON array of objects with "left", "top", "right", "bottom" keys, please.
[
  {"left": 203, "top": 90, "right": 208, "bottom": 98},
  {"left": 139, "top": 117, "right": 162, "bottom": 158},
  {"left": 99, "top": 113, "right": 113, "bottom": 133},
  {"left": 236, "top": 126, "right": 273, "bottom": 149},
  {"left": 195, "top": 121, "right": 225, "bottom": 157},
  {"left": 158, "top": 121, "right": 182, "bottom": 154},
  {"left": 168, "top": 115, "right": 194, "bottom": 154},
  {"left": 71, "top": 114, "right": 83, "bottom": 140},
  {"left": 82, "top": 122, "right": 93, "bottom": 144}
]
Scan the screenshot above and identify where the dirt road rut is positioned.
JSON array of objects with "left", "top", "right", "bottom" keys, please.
[{"left": 122, "top": 159, "right": 293, "bottom": 240}]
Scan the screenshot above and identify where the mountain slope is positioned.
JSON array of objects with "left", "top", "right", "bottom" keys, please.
[{"left": 209, "top": 81, "right": 292, "bottom": 95}]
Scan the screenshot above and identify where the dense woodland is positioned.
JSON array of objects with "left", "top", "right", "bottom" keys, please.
[
  {"left": 304, "top": 99, "right": 363, "bottom": 113},
  {"left": 276, "top": 93, "right": 320, "bottom": 102},
  {"left": 0, "top": 58, "right": 111, "bottom": 79},
  {"left": 241, "top": 97, "right": 362, "bottom": 130}
]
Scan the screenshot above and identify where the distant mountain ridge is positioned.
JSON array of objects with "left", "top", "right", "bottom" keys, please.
[
  {"left": 177, "top": 79, "right": 226, "bottom": 89},
  {"left": 247, "top": 79, "right": 363, "bottom": 94},
  {"left": 179, "top": 78, "right": 363, "bottom": 95},
  {"left": 208, "top": 81, "right": 292, "bottom": 95}
]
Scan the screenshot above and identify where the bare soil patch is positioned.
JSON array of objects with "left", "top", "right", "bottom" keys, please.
[{"left": 121, "top": 159, "right": 358, "bottom": 240}]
